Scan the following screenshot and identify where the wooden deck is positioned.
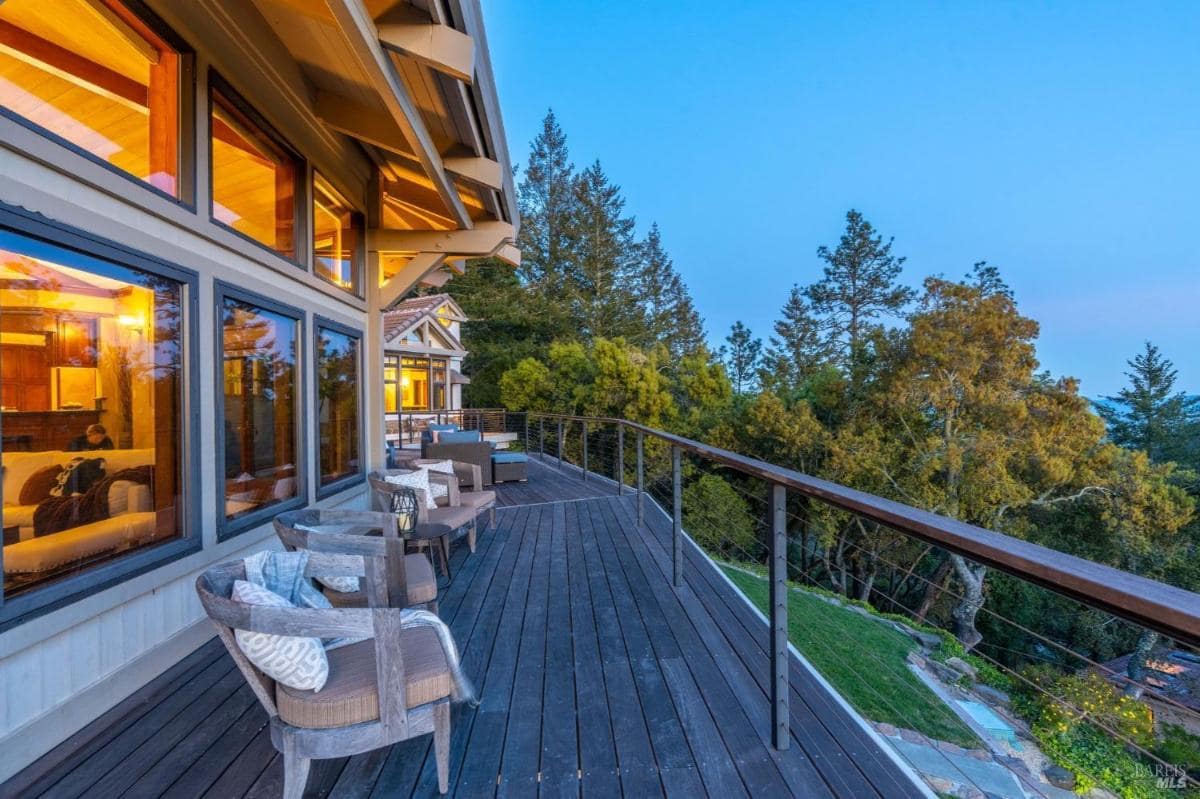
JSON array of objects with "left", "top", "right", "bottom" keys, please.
[{"left": 2, "top": 458, "right": 923, "bottom": 798}]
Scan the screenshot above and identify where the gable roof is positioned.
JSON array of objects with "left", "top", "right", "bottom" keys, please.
[{"left": 382, "top": 293, "right": 466, "bottom": 349}]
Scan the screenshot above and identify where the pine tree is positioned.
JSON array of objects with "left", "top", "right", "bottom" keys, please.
[
  {"left": 806, "top": 209, "right": 913, "bottom": 370},
  {"left": 517, "top": 109, "right": 578, "bottom": 310},
  {"left": 719, "top": 321, "right": 762, "bottom": 394},
  {"left": 569, "top": 160, "right": 644, "bottom": 340},
  {"left": 638, "top": 223, "right": 706, "bottom": 359},
  {"left": 1099, "top": 342, "right": 1200, "bottom": 464},
  {"left": 760, "top": 285, "right": 829, "bottom": 395}
]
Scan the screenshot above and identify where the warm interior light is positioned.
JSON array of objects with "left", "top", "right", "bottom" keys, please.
[{"left": 118, "top": 313, "right": 145, "bottom": 331}]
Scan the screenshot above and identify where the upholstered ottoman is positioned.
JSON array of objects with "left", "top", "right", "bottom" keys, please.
[{"left": 491, "top": 452, "right": 528, "bottom": 483}]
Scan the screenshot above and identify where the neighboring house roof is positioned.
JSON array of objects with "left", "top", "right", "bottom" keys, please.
[
  {"left": 1097, "top": 649, "right": 1200, "bottom": 712},
  {"left": 383, "top": 294, "right": 467, "bottom": 352}
]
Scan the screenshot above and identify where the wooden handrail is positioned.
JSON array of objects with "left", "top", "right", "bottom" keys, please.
[{"left": 523, "top": 412, "right": 1200, "bottom": 649}]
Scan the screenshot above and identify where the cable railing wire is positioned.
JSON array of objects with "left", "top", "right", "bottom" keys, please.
[
  {"left": 707, "top": 466, "right": 1200, "bottom": 727},
  {"left": 677, "top": 477, "right": 1199, "bottom": 792}
]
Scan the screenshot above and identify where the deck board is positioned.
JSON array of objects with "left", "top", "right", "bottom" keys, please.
[{"left": 2, "top": 458, "right": 923, "bottom": 798}]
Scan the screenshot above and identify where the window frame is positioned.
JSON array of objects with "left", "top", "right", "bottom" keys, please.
[
  {"left": 313, "top": 316, "right": 364, "bottom": 498},
  {"left": 213, "top": 281, "right": 307, "bottom": 540},
  {"left": 311, "top": 172, "right": 365, "bottom": 298},
  {"left": 0, "top": 201, "right": 201, "bottom": 632},
  {"left": 207, "top": 70, "right": 307, "bottom": 269},
  {"left": 0, "top": 0, "right": 197, "bottom": 209}
]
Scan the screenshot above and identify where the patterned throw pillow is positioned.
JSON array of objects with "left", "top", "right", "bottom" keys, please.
[
  {"left": 385, "top": 468, "right": 437, "bottom": 510},
  {"left": 422, "top": 460, "right": 457, "bottom": 503},
  {"left": 232, "top": 580, "right": 329, "bottom": 691}
]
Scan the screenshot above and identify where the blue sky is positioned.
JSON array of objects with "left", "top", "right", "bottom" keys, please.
[{"left": 480, "top": 2, "right": 1200, "bottom": 397}]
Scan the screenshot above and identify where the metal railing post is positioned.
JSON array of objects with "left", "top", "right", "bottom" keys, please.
[
  {"left": 672, "top": 445, "right": 682, "bottom": 587},
  {"left": 556, "top": 420, "right": 564, "bottom": 469},
  {"left": 770, "top": 482, "right": 790, "bottom": 750},
  {"left": 581, "top": 420, "right": 589, "bottom": 481},
  {"left": 615, "top": 423, "right": 624, "bottom": 495},
  {"left": 539, "top": 417, "right": 545, "bottom": 457},
  {"left": 523, "top": 414, "right": 529, "bottom": 452},
  {"left": 636, "top": 431, "right": 644, "bottom": 526}
]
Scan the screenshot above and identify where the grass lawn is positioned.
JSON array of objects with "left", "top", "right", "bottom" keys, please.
[{"left": 721, "top": 565, "right": 981, "bottom": 748}]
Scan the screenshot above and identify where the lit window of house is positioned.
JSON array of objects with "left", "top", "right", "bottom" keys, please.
[
  {"left": 0, "top": 0, "right": 183, "bottom": 197},
  {"left": 0, "top": 232, "right": 186, "bottom": 597},
  {"left": 210, "top": 76, "right": 302, "bottom": 260},
  {"left": 313, "top": 174, "right": 361, "bottom": 293}
]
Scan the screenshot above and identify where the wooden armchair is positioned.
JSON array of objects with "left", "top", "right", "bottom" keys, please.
[
  {"left": 392, "top": 452, "right": 487, "bottom": 492},
  {"left": 196, "top": 556, "right": 452, "bottom": 798},
  {"left": 272, "top": 508, "right": 439, "bottom": 615},
  {"left": 369, "top": 469, "right": 496, "bottom": 554}
]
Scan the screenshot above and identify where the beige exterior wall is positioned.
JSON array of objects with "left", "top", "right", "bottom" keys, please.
[{"left": 0, "top": 3, "right": 390, "bottom": 776}]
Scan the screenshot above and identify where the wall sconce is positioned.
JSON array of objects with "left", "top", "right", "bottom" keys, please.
[{"left": 118, "top": 314, "right": 145, "bottom": 334}]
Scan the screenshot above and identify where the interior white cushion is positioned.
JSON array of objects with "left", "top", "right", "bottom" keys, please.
[
  {"left": 232, "top": 580, "right": 329, "bottom": 691},
  {"left": 107, "top": 480, "right": 135, "bottom": 516},
  {"left": 384, "top": 469, "right": 437, "bottom": 510}
]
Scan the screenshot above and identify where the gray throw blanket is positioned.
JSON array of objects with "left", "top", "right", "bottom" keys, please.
[{"left": 243, "top": 550, "right": 476, "bottom": 704}]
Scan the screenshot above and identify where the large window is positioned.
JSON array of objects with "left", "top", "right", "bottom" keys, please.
[
  {"left": 0, "top": 227, "right": 186, "bottom": 601},
  {"left": 220, "top": 290, "right": 300, "bottom": 531},
  {"left": 210, "top": 76, "right": 302, "bottom": 260},
  {"left": 313, "top": 174, "right": 361, "bottom": 294},
  {"left": 385, "top": 355, "right": 448, "bottom": 412},
  {"left": 316, "top": 323, "right": 360, "bottom": 491},
  {"left": 0, "top": 0, "right": 185, "bottom": 198}
]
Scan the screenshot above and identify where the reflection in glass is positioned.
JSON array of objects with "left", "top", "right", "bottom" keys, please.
[
  {"left": 0, "top": 239, "right": 184, "bottom": 597},
  {"left": 313, "top": 174, "right": 360, "bottom": 293},
  {"left": 0, "top": 0, "right": 181, "bottom": 196},
  {"left": 317, "top": 326, "right": 359, "bottom": 486},
  {"left": 222, "top": 297, "right": 298, "bottom": 520},
  {"left": 211, "top": 84, "right": 298, "bottom": 258}
]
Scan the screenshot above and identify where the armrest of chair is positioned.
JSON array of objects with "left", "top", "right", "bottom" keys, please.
[
  {"left": 449, "top": 460, "right": 483, "bottom": 491},
  {"left": 427, "top": 471, "right": 461, "bottom": 506}
]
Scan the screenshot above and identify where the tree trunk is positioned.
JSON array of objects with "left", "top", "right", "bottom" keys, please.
[
  {"left": 950, "top": 555, "right": 986, "bottom": 650},
  {"left": 857, "top": 559, "right": 877, "bottom": 603},
  {"left": 914, "top": 556, "right": 952, "bottom": 623},
  {"left": 1124, "top": 630, "right": 1160, "bottom": 697}
]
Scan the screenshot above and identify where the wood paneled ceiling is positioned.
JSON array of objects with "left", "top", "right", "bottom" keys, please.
[{"left": 252, "top": 0, "right": 512, "bottom": 233}]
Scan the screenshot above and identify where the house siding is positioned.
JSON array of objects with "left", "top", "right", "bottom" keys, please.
[{"left": 0, "top": 5, "right": 381, "bottom": 772}]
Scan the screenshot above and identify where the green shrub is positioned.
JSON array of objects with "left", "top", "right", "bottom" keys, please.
[
  {"left": 1155, "top": 724, "right": 1200, "bottom": 773},
  {"left": 1036, "top": 724, "right": 1179, "bottom": 799}
]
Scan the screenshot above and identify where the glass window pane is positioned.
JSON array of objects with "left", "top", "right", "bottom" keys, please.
[
  {"left": 0, "top": 0, "right": 181, "bottom": 196},
  {"left": 1, "top": 238, "right": 185, "bottom": 597},
  {"left": 222, "top": 297, "right": 298, "bottom": 520},
  {"left": 383, "top": 354, "right": 398, "bottom": 413},
  {"left": 317, "top": 326, "right": 359, "bottom": 486},
  {"left": 400, "top": 356, "right": 429, "bottom": 411},
  {"left": 211, "top": 84, "right": 298, "bottom": 259},
  {"left": 313, "top": 174, "right": 360, "bottom": 293},
  {"left": 431, "top": 358, "right": 447, "bottom": 411}
]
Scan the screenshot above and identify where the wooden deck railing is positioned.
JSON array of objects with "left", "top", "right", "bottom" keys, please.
[{"left": 520, "top": 411, "right": 1200, "bottom": 754}]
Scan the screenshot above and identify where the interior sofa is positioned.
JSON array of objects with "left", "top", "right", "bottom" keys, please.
[{"left": 2, "top": 448, "right": 159, "bottom": 575}]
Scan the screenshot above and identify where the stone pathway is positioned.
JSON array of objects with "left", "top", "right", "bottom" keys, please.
[{"left": 875, "top": 728, "right": 1078, "bottom": 799}]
